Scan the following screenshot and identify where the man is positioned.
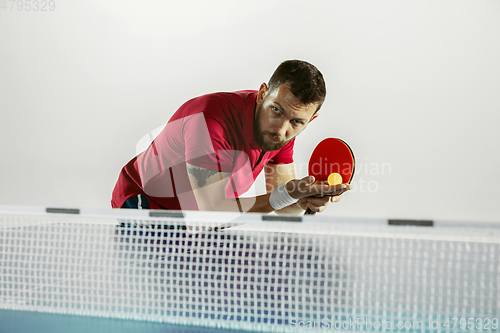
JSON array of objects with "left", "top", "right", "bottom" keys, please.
[{"left": 111, "top": 60, "right": 351, "bottom": 214}]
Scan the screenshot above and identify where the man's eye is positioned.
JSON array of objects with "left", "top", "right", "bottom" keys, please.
[
  {"left": 272, "top": 106, "right": 281, "bottom": 114},
  {"left": 292, "top": 119, "right": 304, "bottom": 126}
]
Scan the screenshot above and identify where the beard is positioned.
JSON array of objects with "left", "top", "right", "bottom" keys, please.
[{"left": 253, "top": 104, "right": 292, "bottom": 151}]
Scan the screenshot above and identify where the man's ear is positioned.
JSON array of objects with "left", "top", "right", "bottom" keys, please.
[
  {"left": 308, "top": 112, "right": 319, "bottom": 123},
  {"left": 256, "top": 83, "right": 268, "bottom": 104}
]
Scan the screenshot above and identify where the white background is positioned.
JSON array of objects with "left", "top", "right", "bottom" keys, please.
[{"left": 1, "top": 0, "right": 499, "bottom": 222}]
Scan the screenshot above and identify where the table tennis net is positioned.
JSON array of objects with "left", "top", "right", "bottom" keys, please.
[{"left": 0, "top": 208, "right": 499, "bottom": 332}]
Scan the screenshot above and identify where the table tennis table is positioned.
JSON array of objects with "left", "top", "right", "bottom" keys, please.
[{"left": 0, "top": 308, "right": 249, "bottom": 333}]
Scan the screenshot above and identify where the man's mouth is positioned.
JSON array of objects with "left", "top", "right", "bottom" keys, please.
[{"left": 268, "top": 134, "right": 281, "bottom": 143}]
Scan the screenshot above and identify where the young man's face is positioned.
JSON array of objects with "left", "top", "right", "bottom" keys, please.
[{"left": 254, "top": 83, "right": 319, "bottom": 151}]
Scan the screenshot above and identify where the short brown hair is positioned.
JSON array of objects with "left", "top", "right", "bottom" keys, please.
[{"left": 268, "top": 60, "right": 326, "bottom": 112}]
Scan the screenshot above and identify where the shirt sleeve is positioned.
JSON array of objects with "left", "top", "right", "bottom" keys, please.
[
  {"left": 268, "top": 139, "right": 295, "bottom": 164},
  {"left": 184, "top": 113, "right": 235, "bottom": 173}
]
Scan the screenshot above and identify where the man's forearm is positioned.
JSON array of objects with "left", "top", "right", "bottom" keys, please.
[
  {"left": 214, "top": 195, "right": 305, "bottom": 215},
  {"left": 198, "top": 193, "right": 303, "bottom": 215},
  {"left": 197, "top": 193, "right": 276, "bottom": 213},
  {"left": 188, "top": 164, "right": 346, "bottom": 214}
]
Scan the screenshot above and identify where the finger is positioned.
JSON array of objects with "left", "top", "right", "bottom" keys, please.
[
  {"left": 296, "top": 198, "right": 308, "bottom": 211},
  {"left": 307, "top": 196, "right": 330, "bottom": 206},
  {"left": 313, "top": 183, "right": 348, "bottom": 197},
  {"left": 292, "top": 176, "right": 316, "bottom": 197},
  {"left": 329, "top": 183, "right": 351, "bottom": 195},
  {"left": 307, "top": 201, "right": 327, "bottom": 213},
  {"left": 300, "top": 176, "right": 315, "bottom": 187},
  {"left": 331, "top": 195, "right": 342, "bottom": 203}
]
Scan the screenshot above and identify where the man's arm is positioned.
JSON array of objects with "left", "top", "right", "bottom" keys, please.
[
  {"left": 186, "top": 163, "right": 275, "bottom": 213},
  {"left": 186, "top": 163, "right": 349, "bottom": 213},
  {"left": 264, "top": 163, "right": 304, "bottom": 215}
]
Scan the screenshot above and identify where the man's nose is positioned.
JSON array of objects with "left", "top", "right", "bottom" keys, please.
[{"left": 275, "top": 120, "right": 288, "bottom": 138}]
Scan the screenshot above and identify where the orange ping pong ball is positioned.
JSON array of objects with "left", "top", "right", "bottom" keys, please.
[{"left": 327, "top": 173, "right": 343, "bottom": 186}]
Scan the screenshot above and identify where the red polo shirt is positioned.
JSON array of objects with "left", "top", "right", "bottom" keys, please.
[{"left": 111, "top": 90, "right": 294, "bottom": 210}]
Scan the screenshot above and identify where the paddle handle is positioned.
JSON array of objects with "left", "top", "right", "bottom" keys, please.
[{"left": 304, "top": 207, "right": 316, "bottom": 215}]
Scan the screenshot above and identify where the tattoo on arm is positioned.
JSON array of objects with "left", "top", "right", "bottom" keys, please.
[
  {"left": 187, "top": 167, "right": 218, "bottom": 187},
  {"left": 231, "top": 197, "right": 242, "bottom": 212}
]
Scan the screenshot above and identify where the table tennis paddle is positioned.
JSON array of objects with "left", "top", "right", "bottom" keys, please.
[{"left": 304, "top": 138, "right": 355, "bottom": 215}]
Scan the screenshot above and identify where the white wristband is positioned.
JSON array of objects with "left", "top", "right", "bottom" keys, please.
[{"left": 269, "top": 183, "right": 298, "bottom": 210}]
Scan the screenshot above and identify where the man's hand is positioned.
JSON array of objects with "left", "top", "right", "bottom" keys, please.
[
  {"left": 297, "top": 194, "right": 342, "bottom": 213},
  {"left": 287, "top": 177, "right": 350, "bottom": 213},
  {"left": 265, "top": 164, "right": 350, "bottom": 215},
  {"left": 285, "top": 176, "right": 351, "bottom": 200}
]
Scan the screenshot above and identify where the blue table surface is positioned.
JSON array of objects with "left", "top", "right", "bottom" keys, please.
[{"left": 0, "top": 309, "right": 251, "bottom": 333}]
